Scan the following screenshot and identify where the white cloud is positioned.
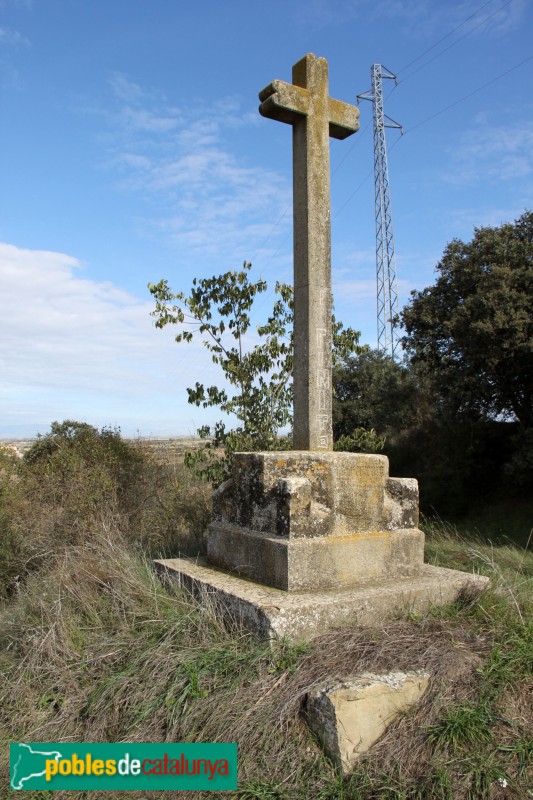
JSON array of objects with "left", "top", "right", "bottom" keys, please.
[
  {"left": 0, "top": 242, "right": 225, "bottom": 435},
  {"left": 334, "top": 277, "right": 377, "bottom": 303},
  {"left": 334, "top": 248, "right": 376, "bottom": 273},
  {"left": 120, "top": 106, "right": 182, "bottom": 134},
  {"left": 445, "top": 206, "right": 532, "bottom": 240},
  {"left": 98, "top": 72, "right": 291, "bottom": 266},
  {"left": 0, "top": 26, "right": 29, "bottom": 47},
  {"left": 109, "top": 73, "right": 145, "bottom": 104},
  {"left": 445, "top": 118, "right": 533, "bottom": 185},
  {"left": 292, "top": 0, "right": 358, "bottom": 27},
  {"left": 0, "top": 23, "right": 30, "bottom": 88},
  {"left": 372, "top": 0, "right": 526, "bottom": 39}
]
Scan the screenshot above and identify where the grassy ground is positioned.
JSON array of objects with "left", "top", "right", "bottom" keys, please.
[
  {"left": 448, "top": 498, "right": 533, "bottom": 550},
  {"left": 0, "top": 430, "right": 531, "bottom": 799}
]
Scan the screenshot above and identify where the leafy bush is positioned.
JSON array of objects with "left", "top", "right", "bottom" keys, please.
[
  {"left": 333, "top": 427, "right": 385, "bottom": 454},
  {"left": 0, "top": 447, "right": 24, "bottom": 597},
  {"left": 23, "top": 419, "right": 144, "bottom": 514},
  {"left": 0, "top": 422, "right": 211, "bottom": 597}
]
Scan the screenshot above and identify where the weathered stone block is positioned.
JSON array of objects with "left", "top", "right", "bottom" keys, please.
[
  {"left": 208, "top": 452, "right": 424, "bottom": 590},
  {"left": 383, "top": 477, "right": 419, "bottom": 530},
  {"left": 277, "top": 476, "right": 312, "bottom": 536},
  {"left": 306, "top": 671, "right": 430, "bottom": 773},
  {"left": 207, "top": 523, "right": 424, "bottom": 591},
  {"left": 332, "top": 454, "right": 386, "bottom": 532},
  {"left": 213, "top": 451, "right": 411, "bottom": 540}
]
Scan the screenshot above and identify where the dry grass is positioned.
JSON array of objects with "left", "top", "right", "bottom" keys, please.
[
  {"left": 0, "top": 435, "right": 211, "bottom": 597},
  {"left": 0, "top": 439, "right": 531, "bottom": 799},
  {"left": 0, "top": 525, "right": 530, "bottom": 799},
  {"left": 423, "top": 515, "right": 533, "bottom": 621}
]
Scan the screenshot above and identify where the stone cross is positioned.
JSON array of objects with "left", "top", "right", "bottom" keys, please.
[{"left": 259, "top": 54, "right": 359, "bottom": 450}]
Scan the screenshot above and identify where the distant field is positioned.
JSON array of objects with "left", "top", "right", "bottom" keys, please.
[
  {"left": 134, "top": 437, "right": 204, "bottom": 463},
  {"left": 0, "top": 440, "right": 34, "bottom": 457},
  {"left": 0, "top": 436, "right": 203, "bottom": 461}
]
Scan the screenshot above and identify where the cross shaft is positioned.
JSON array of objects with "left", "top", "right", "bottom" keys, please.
[{"left": 259, "top": 54, "right": 359, "bottom": 450}]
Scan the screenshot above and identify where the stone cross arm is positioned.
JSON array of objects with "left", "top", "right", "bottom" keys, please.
[{"left": 258, "top": 79, "right": 359, "bottom": 140}]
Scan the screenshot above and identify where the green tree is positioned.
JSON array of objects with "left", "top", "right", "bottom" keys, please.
[
  {"left": 149, "top": 262, "right": 361, "bottom": 483},
  {"left": 397, "top": 211, "right": 533, "bottom": 507},
  {"left": 333, "top": 349, "right": 424, "bottom": 441},
  {"left": 401, "top": 211, "right": 533, "bottom": 429},
  {"left": 332, "top": 211, "right": 533, "bottom": 511}
]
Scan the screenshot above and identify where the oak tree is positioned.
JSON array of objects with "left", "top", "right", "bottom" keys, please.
[{"left": 401, "top": 211, "right": 533, "bottom": 429}]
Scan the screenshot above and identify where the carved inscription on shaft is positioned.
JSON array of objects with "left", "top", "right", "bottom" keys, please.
[{"left": 316, "top": 286, "right": 332, "bottom": 449}]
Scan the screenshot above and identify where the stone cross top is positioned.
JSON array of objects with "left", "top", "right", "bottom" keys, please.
[{"left": 259, "top": 54, "right": 359, "bottom": 450}]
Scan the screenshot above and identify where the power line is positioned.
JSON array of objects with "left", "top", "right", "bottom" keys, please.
[
  {"left": 403, "top": 52, "right": 533, "bottom": 135},
  {"left": 331, "top": 118, "right": 372, "bottom": 176},
  {"left": 399, "top": 0, "right": 513, "bottom": 85},
  {"left": 380, "top": 0, "right": 510, "bottom": 106},
  {"left": 397, "top": 0, "right": 500, "bottom": 73},
  {"left": 333, "top": 168, "right": 374, "bottom": 219},
  {"left": 332, "top": 2, "right": 513, "bottom": 196},
  {"left": 249, "top": 201, "right": 292, "bottom": 266},
  {"left": 350, "top": 51, "right": 533, "bottom": 179},
  {"left": 249, "top": 6, "right": 528, "bottom": 320},
  {"left": 251, "top": 3, "right": 511, "bottom": 268}
]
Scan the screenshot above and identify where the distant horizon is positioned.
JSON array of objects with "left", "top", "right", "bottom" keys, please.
[{"left": 0, "top": 425, "right": 205, "bottom": 442}]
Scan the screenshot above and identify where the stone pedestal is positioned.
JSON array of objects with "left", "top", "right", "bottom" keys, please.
[
  {"left": 155, "top": 452, "right": 488, "bottom": 642},
  {"left": 208, "top": 452, "right": 422, "bottom": 591}
]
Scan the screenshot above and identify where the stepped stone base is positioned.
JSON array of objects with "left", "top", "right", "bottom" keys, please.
[
  {"left": 208, "top": 522, "right": 424, "bottom": 591},
  {"left": 206, "top": 451, "right": 424, "bottom": 592},
  {"left": 154, "top": 557, "right": 489, "bottom": 643},
  {"left": 154, "top": 452, "right": 489, "bottom": 642}
]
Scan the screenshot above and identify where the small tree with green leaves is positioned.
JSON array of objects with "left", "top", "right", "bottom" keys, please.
[{"left": 149, "top": 262, "right": 361, "bottom": 483}]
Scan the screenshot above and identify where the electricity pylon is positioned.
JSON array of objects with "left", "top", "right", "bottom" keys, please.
[{"left": 357, "top": 65, "right": 402, "bottom": 357}]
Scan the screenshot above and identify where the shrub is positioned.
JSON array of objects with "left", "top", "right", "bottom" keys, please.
[{"left": 0, "top": 422, "right": 211, "bottom": 597}]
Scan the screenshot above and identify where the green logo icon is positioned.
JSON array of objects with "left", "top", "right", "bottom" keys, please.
[{"left": 10, "top": 742, "right": 237, "bottom": 791}]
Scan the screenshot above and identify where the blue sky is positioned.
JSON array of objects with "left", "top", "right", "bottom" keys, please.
[{"left": 1, "top": 0, "right": 531, "bottom": 438}]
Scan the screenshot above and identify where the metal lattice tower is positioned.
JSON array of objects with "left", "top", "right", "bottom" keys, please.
[{"left": 357, "top": 65, "right": 402, "bottom": 357}]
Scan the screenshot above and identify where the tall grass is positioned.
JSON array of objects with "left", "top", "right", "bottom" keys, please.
[
  {"left": 423, "top": 514, "right": 533, "bottom": 622},
  {"left": 0, "top": 427, "right": 531, "bottom": 798}
]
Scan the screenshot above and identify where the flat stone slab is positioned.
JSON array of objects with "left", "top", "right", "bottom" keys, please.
[{"left": 154, "top": 557, "right": 489, "bottom": 643}]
